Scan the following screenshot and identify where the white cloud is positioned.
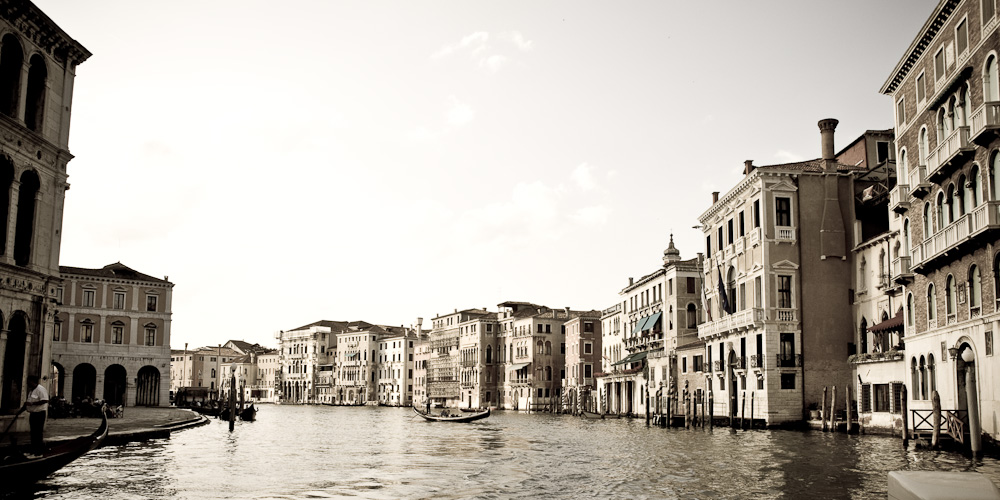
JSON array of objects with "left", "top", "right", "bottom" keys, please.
[
  {"left": 447, "top": 96, "right": 475, "bottom": 127},
  {"left": 571, "top": 163, "right": 597, "bottom": 191},
  {"left": 431, "top": 31, "right": 489, "bottom": 59},
  {"left": 774, "top": 149, "right": 804, "bottom": 163},
  {"left": 479, "top": 54, "right": 508, "bottom": 73},
  {"left": 503, "top": 31, "right": 534, "bottom": 51}
]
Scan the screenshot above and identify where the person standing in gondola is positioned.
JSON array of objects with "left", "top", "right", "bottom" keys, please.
[{"left": 22, "top": 375, "right": 49, "bottom": 458}]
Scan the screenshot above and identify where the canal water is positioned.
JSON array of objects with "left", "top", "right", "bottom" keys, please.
[{"left": 18, "top": 405, "right": 1000, "bottom": 499}]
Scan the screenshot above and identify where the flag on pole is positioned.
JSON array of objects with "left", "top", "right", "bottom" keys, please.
[
  {"left": 702, "top": 275, "right": 712, "bottom": 322},
  {"left": 717, "top": 266, "right": 730, "bottom": 316}
]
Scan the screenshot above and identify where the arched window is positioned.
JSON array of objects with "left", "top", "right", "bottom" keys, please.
[
  {"left": 946, "top": 185, "right": 956, "bottom": 224},
  {"left": 928, "top": 354, "right": 937, "bottom": 394},
  {"left": 923, "top": 202, "right": 932, "bottom": 236},
  {"left": 686, "top": 303, "right": 697, "bottom": 328},
  {"left": 726, "top": 267, "right": 736, "bottom": 314},
  {"left": 907, "top": 293, "right": 914, "bottom": 327},
  {"left": 956, "top": 175, "right": 967, "bottom": 216},
  {"left": 13, "top": 170, "right": 39, "bottom": 266},
  {"left": 946, "top": 275, "right": 956, "bottom": 316},
  {"left": 0, "top": 156, "right": 11, "bottom": 257},
  {"left": 993, "top": 152, "right": 1000, "bottom": 201},
  {"left": 903, "top": 219, "right": 911, "bottom": 256},
  {"left": 24, "top": 54, "right": 45, "bottom": 132},
  {"left": 486, "top": 345, "right": 492, "bottom": 364},
  {"left": 911, "top": 358, "right": 919, "bottom": 400},
  {"left": 919, "top": 127, "right": 929, "bottom": 164},
  {"left": 919, "top": 355, "right": 928, "bottom": 400},
  {"left": 970, "top": 264, "right": 982, "bottom": 312},
  {"left": 860, "top": 318, "right": 868, "bottom": 354},
  {"left": 987, "top": 54, "right": 1000, "bottom": 102},
  {"left": 937, "top": 107, "right": 949, "bottom": 140},
  {"left": 860, "top": 257, "right": 867, "bottom": 289},
  {"left": 935, "top": 191, "right": 945, "bottom": 231},
  {"left": 969, "top": 165, "right": 982, "bottom": 209},
  {"left": 927, "top": 283, "right": 937, "bottom": 323},
  {"left": 0, "top": 35, "right": 23, "bottom": 118},
  {"left": 899, "top": 148, "right": 908, "bottom": 181},
  {"left": 544, "top": 340, "right": 551, "bottom": 355},
  {"left": 879, "top": 249, "right": 887, "bottom": 284}
]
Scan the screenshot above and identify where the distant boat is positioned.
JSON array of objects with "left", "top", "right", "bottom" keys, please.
[
  {"left": 580, "top": 410, "right": 605, "bottom": 419},
  {"left": 0, "top": 409, "right": 108, "bottom": 488},
  {"left": 413, "top": 406, "right": 490, "bottom": 423},
  {"left": 239, "top": 403, "right": 256, "bottom": 422}
]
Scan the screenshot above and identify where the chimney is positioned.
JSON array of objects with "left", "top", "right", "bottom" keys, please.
[
  {"left": 743, "top": 160, "right": 754, "bottom": 175},
  {"left": 819, "top": 118, "right": 839, "bottom": 161},
  {"left": 629, "top": 277, "right": 634, "bottom": 286},
  {"left": 712, "top": 191, "right": 719, "bottom": 204},
  {"left": 565, "top": 307, "right": 570, "bottom": 316}
]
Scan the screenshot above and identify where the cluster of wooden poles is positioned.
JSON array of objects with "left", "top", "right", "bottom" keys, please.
[
  {"left": 644, "top": 387, "right": 761, "bottom": 430},
  {"left": 818, "top": 385, "right": 857, "bottom": 433}
]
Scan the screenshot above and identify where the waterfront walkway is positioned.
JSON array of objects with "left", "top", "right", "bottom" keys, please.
[{"left": 7, "top": 407, "right": 207, "bottom": 447}]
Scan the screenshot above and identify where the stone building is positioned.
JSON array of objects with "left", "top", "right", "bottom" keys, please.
[
  {"left": 457, "top": 311, "right": 499, "bottom": 409},
  {"left": 276, "top": 320, "right": 345, "bottom": 403},
  {"left": 698, "top": 120, "right": 861, "bottom": 425},
  {"left": 169, "top": 345, "right": 240, "bottom": 398},
  {"left": 376, "top": 327, "right": 415, "bottom": 406},
  {"left": 0, "top": 0, "right": 89, "bottom": 429},
  {"left": 496, "top": 302, "right": 572, "bottom": 411},
  {"left": 427, "top": 308, "right": 492, "bottom": 408},
  {"left": 562, "top": 310, "right": 602, "bottom": 413},
  {"left": 51, "top": 263, "right": 173, "bottom": 406},
  {"left": 880, "top": 0, "right": 1000, "bottom": 442}
]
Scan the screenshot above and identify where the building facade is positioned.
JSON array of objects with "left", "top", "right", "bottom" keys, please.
[
  {"left": 0, "top": 2, "right": 89, "bottom": 429},
  {"left": 563, "top": 311, "right": 602, "bottom": 413},
  {"left": 881, "top": 0, "right": 1000, "bottom": 441},
  {"left": 52, "top": 264, "right": 173, "bottom": 406}
]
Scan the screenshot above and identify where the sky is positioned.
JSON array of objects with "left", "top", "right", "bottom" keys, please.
[{"left": 33, "top": 0, "right": 939, "bottom": 349}]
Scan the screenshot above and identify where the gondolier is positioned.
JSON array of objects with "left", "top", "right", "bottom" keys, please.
[{"left": 23, "top": 375, "right": 49, "bottom": 458}]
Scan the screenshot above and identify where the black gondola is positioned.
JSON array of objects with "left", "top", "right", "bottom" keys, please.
[
  {"left": 412, "top": 406, "right": 490, "bottom": 423},
  {"left": 239, "top": 403, "right": 256, "bottom": 422},
  {"left": 0, "top": 409, "right": 108, "bottom": 490}
]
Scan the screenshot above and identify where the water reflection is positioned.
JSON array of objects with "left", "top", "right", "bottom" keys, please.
[{"left": 11, "top": 405, "right": 1000, "bottom": 499}]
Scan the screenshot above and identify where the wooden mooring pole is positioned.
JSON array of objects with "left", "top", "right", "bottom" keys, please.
[
  {"left": 900, "top": 385, "right": 909, "bottom": 448},
  {"left": 931, "top": 390, "right": 941, "bottom": 448},
  {"left": 708, "top": 390, "right": 714, "bottom": 430},
  {"left": 829, "top": 386, "right": 837, "bottom": 432},
  {"left": 821, "top": 386, "right": 828, "bottom": 432},
  {"left": 740, "top": 391, "right": 747, "bottom": 430},
  {"left": 749, "top": 391, "right": 754, "bottom": 430}
]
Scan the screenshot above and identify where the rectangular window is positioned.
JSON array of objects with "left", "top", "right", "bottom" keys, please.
[
  {"left": 53, "top": 322, "right": 61, "bottom": 341},
  {"left": 146, "top": 295, "right": 158, "bottom": 312},
  {"left": 727, "top": 219, "right": 734, "bottom": 244},
  {"left": 916, "top": 72, "right": 926, "bottom": 102},
  {"left": 113, "top": 292, "right": 126, "bottom": 310},
  {"left": 897, "top": 98, "right": 906, "bottom": 126},
  {"left": 874, "top": 384, "right": 891, "bottom": 412},
  {"left": 717, "top": 227, "right": 724, "bottom": 252},
  {"left": 682, "top": 357, "right": 688, "bottom": 373},
  {"left": 82, "top": 323, "right": 93, "bottom": 343},
  {"left": 693, "top": 355, "right": 703, "bottom": 372},
  {"left": 706, "top": 235, "right": 711, "bottom": 255},
  {"left": 739, "top": 211, "right": 745, "bottom": 237},
  {"left": 775, "top": 197, "right": 791, "bottom": 226},
  {"left": 754, "top": 276, "right": 762, "bottom": 307},
  {"left": 753, "top": 199, "right": 761, "bottom": 228},
  {"left": 537, "top": 324, "right": 543, "bottom": 333},
  {"left": 55, "top": 287, "right": 63, "bottom": 304},
  {"left": 739, "top": 283, "right": 746, "bottom": 311},
  {"left": 686, "top": 277, "right": 695, "bottom": 294},
  {"left": 146, "top": 328, "right": 156, "bottom": 346},
  {"left": 956, "top": 17, "right": 969, "bottom": 56},
  {"left": 986, "top": 0, "right": 997, "bottom": 23},
  {"left": 112, "top": 325, "right": 124, "bottom": 344},
  {"left": 892, "top": 383, "right": 903, "bottom": 414},
  {"left": 779, "top": 333, "right": 795, "bottom": 367},
  {"left": 584, "top": 364, "right": 592, "bottom": 378},
  {"left": 83, "top": 289, "right": 95, "bottom": 308},
  {"left": 876, "top": 141, "right": 890, "bottom": 164},
  {"left": 584, "top": 322, "right": 594, "bottom": 334},
  {"left": 778, "top": 275, "right": 792, "bottom": 308},
  {"left": 545, "top": 324, "right": 551, "bottom": 333},
  {"left": 934, "top": 47, "right": 945, "bottom": 80},
  {"left": 780, "top": 373, "right": 795, "bottom": 389},
  {"left": 861, "top": 383, "right": 872, "bottom": 412}
]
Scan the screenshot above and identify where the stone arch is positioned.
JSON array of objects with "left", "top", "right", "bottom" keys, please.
[
  {"left": 24, "top": 53, "right": 46, "bottom": 132},
  {"left": 50, "top": 361, "right": 65, "bottom": 398},
  {"left": 13, "top": 169, "right": 39, "bottom": 266},
  {"left": 72, "top": 363, "right": 97, "bottom": 401},
  {"left": 103, "top": 364, "right": 127, "bottom": 406},
  {"left": 0, "top": 33, "right": 22, "bottom": 118}
]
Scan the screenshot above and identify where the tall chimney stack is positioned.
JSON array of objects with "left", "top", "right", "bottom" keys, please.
[
  {"left": 744, "top": 160, "right": 754, "bottom": 175},
  {"left": 818, "top": 118, "right": 839, "bottom": 160},
  {"left": 712, "top": 191, "right": 719, "bottom": 203}
]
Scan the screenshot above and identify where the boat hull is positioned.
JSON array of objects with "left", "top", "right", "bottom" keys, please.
[
  {"left": 413, "top": 407, "right": 490, "bottom": 423},
  {"left": 1, "top": 411, "right": 108, "bottom": 490}
]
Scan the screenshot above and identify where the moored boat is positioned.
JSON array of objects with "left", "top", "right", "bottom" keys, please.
[
  {"left": 580, "top": 410, "right": 604, "bottom": 419},
  {"left": 0, "top": 409, "right": 108, "bottom": 489},
  {"left": 413, "top": 406, "right": 490, "bottom": 423},
  {"left": 239, "top": 403, "right": 256, "bottom": 422}
]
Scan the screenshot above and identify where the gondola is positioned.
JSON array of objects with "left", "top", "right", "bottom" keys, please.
[
  {"left": 239, "top": 403, "right": 256, "bottom": 422},
  {"left": 413, "top": 406, "right": 490, "bottom": 423},
  {"left": 0, "top": 408, "right": 108, "bottom": 489},
  {"left": 580, "top": 410, "right": 605, "bottom": 419}
]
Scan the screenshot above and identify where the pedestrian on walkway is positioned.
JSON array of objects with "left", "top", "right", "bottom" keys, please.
[{"left": 22, "top": 375, "right": 48, "bottom": 458}]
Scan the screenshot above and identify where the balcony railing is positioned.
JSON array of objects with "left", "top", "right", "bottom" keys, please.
[
  {"left": 892, "top": 255, "right": 913, "bottom": 285},
  {"left": 927, "top": 126, "right": 973, "bottom": 181},
  {"left": 909, "top": 164, "right": 931, "bottom": 198},
  {"left": 749, "top": 354, "right": 763, "bottom": 369},
  {"left": 697, "top": 307, "right": 764, "bottom": 338},
  {"left": 776, "top": 353, "right": 802, "bottom": 368},
  {"left": 970, "top": 101, "right": 1000, "bottom": 144},
  {"left": 733, "top": 356, "right": 747, "bottom": 371},
  {"left": 713, "top": 360, "right": 724, "bottom": 372},
  {"left": 735, "top": 237, "right": 745, "bottom": 255},
  {"left": 915, "top": 201, "right": 1000, "bottom": 269},
  {"left": 746, "top": 227, "right": 761, "bottom": 247},
  {"left": 889, "top": 184, "right": 910, "bottom": 214},
  {"left": 776, "top": 226, "right": 795, "bottom": 242},
  {"left": 775, "top": 308, "right": 796, "bottom": 322}
]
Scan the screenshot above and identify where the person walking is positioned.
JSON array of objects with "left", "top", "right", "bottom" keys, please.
[{"left": 23, "top": 375, "right": 49, "bottom": 458}]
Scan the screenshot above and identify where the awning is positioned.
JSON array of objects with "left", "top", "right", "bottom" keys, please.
[
  {"left": 643, "top": 312, "right": 662, "bottom": 331},
  {"left": 631, "top": 316, "right": 649, "bottom": 335},
  {"left": 509, "top": 362, "right": 530, "bottom": 371},
  {"left": 869, "top": 310, "right": 904, "bottom": 333},
  {"left": 612, "top": 350, "right": 650, "bottom": 366}
]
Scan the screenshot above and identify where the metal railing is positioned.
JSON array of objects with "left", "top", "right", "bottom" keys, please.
[{"left": 776, "top": 353, "right": 802, "bottom": 368}]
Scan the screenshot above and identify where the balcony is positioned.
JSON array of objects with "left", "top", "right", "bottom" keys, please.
[
  {"left": 970, "top": 101, "right": 1000, "bottom": 145},
  {"left": 735, "top": 237, "right": 745, "bottom": 255},
  {"left": 927, "top": 126, "right": 974, "bottom": 182},
  {"left": 909, "top": 164, "right": 932, "bottom": 198},
  {"left": 776, "top": 353, "right": 802, "bottom": 368},
  {"left": 775, "top": 308, "right": 796, "bottom": 322},
  {"left": 776, "top": 226, "right": 795, "bottom": 243},
  {"left": 891, "top": 256, "right": 913, "bottom": 285},
  {"left": 713, "top": 360, "right": 724, "bottom": 372},
  {"left": 749, "top": 354, "right": 763, "bottom": 369},
  {"left": 889, "top": 184, "right": 910, "bottom": 214},
  {"left": 914, "top": 201, "right": 1000, "bottom": 270},
  {"left": 697, "top": 307, "right": 764, "bottom": 338},
  {"left": 746, "top": 227, "right": 761, "bottom": 247},
  {"left": 733, "top": 356, "right": 747, "bottom": 371}
]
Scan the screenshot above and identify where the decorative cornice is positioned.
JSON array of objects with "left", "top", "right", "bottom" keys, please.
[
  {"left": 880, "top": 0, "right": 959, "bottom": 95},
  {"left": 0, "top": 0, "right": 91, "bottom": 66}
]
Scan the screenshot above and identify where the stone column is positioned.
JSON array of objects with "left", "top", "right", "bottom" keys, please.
[{"left": 5, "top": 179, "right": 19, "bottom": 264}]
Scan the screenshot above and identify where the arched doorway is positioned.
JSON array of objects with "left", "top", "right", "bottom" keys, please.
[
  {"left": 72, "top": 364, "right": 97, "bottom": 401},
  {"left": 136, "top": 366, "right": 160, "bottom": 406},
  {"left": 0, "top": 311, "right": 22, "bottom": 411},
  {"left": 104, "top": 364, "right": 127, "bottom": 405}
]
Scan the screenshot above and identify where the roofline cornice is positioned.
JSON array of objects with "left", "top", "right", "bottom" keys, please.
[
  {"left": 698, "top": 170, "right": 763, "bottom": 223},
  {"left": 60, "top": 272, "right": 174, "bottom": 289},
  {"left": 880, "top": 0, "right": 959, "bottom": 95}
]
